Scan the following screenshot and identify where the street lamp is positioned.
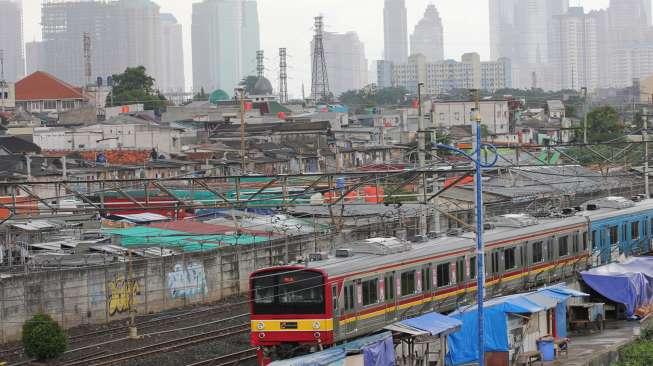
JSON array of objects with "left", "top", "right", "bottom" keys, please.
[{"left": 434, "top": 101, "right": 498, "bottom": 366}]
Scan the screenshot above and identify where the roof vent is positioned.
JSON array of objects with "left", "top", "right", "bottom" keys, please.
[
  {"left": 335, "top": 249, "right": 352, "bottom": 258},
  {"left": 490, "top": 214, "right": 538, "bottom": 228},
  {"left": 585, "top": 196, "right": 635, "bottom": 210}
]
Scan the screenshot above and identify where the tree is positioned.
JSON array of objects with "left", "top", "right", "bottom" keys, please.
[
  {"left": 338, "top": 87, "right": 409, "bottom": 112},
  {"left": 586, "top": 106, "right": 623, "bottom": 143},
  {"left": 22, "top": 313, "right": 67, "bottom": 360},
  {"left": 239, "top": 75, "right": 259, "bottom": 95},
  {"left": 106, "top": 66, "right": 167, "bottom": 112},
  {"left": 194, "top": 87, "right": 208, "bottom": 101}
]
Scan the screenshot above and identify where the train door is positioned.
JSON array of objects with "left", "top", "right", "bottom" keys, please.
[
  {"left": 331, "top": 284, "right": 340, "bottom": 338},
  {"left": 343, "top": 281, "right": 356, "bottom": 334},
  {"left": 384, "top": 272, "right": 396, "bottom": 322}
]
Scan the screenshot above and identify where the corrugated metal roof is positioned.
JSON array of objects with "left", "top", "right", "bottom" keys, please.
[
  {"left": 11, "top": 221, "right": 58, "bottom": 231},
  {"left": 109, "top": 213, "right": 170, "bottom": 224}
]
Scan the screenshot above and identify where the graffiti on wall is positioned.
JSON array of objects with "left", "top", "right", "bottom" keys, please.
[
  {"left": 167, "top": 262, "right": 208, "bottom": 299},
  {"left": 108, "top": 275, "right": 140, "bottom": 316}
]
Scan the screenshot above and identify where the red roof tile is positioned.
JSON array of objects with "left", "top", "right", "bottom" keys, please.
[{"left": 15, "top": 71, "right": 85, "bottom": 101}]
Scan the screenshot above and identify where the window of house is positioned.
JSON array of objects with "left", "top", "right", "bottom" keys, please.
[
  {"left": 400, "top": 271, "right": 415, "bottom": 296},
  {"left": 62, "top": 100, "right": 75, "bottom": 110},
  {"left": 384, "top": 275, "right": 394, "bottom": 301},
  {"left": 532, "top": 241, "right": 544, "bottom": 263},
  {"left": 361, "top": 278, "right": 378, "bottom": 306},
  {"left": 632, "top": 221, "right": 640, "bottom": 240},
  {"left": 609, "top": 226, "right": 618, "bottom": 245},
  {"left": 436, "top": 263, "right": 451, "bottom": 287},
  {"left": 504, "top": 247, "right": 516, "bottom": 270},
  {"left": 43, "top": 100, "right": 56, "bottom": 110},
  {"left": 559, "top": 236, "right": 569, "bottom": 257}
]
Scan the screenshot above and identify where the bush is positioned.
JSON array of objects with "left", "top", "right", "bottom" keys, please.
[{"left": 22, "top": 313, "right": 67, "bottom": 360}]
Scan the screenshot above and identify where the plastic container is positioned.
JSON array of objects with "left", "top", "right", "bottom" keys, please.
[{"left": 537, "top": 338, "right": 555, "bottom": 361}]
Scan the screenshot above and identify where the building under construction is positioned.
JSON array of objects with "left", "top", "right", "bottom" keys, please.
[{"left": 36, "top": 0, "right": 163, "bottom": 87}]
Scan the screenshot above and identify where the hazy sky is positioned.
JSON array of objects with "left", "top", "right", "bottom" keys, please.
[{"left": 20, "top": 0, "right": 610, "bottom": 96}]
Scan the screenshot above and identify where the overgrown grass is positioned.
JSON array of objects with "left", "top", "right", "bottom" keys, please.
[{"left": 613, "top": 327, "right": 653, "bottom": 366}]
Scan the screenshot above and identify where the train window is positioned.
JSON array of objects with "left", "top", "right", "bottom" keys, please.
[
  {"left": 384, "top": 275, "right": 394, "bottom": 301},
  {"left": 456, "top": 258, "right": 465, "bottom": 283},
  {"left": 252, "top": 270, "right": 325, "bottom": 315},
  {"left": 344, "top": 283, "right": 354, "bottom": 311},
  {"left": 546, "top": 240, "right": 554, "bottom": 261},
  {"left": 491, "top": 251, "right": 501, "bottom": 273},
  {"left": 592, "top": 231, "right": 598, "bottom": 250},
  {"left": 253, "top": 275, "right": 275, "bottom": 304},
  {"left": 650, "top": 219, "right": 653, "bottom": 235},
  {"left": 632, "top": 222, "right": 640, "bottom": 240},
  {"left": 532, "top": 241, "right": 544, "bottom": 263},
  {"left": 437, "top": 263, "right": 451, "bottom": 287},
  {"left": 332, "top": 285, "right": 338, "bottom": 314},
  {"left": 622, "top": 223, "right": 627, "bottom": 241},
  {"left": 469, "top": 257, "right": 477, "bottom": 279},
  {"left": 646, "top": 220, "right": 650, "bottom": 237},
  {"left": 422, "top": 267, "right": 432, "bottom": 291},
  {"left": 572, "top": 234, "right": 579, "bottom": 254},
  {"left": 400, "top": 271, "right": 416, "bottom": 296},
  {"left": 609, "top": 226, "right": 618, "bottom": 244},
  {"left": 582, "top": 232, "right": 588, "bottom": 251},
  {"left": 504, "top": 247, "right": 516, "bottom": 270},
  {"left": 558, "top": 236, "right": 569, "bottom": 257},
  {"left": 361, "top": 278, "right": 378, "bottom": 306}
]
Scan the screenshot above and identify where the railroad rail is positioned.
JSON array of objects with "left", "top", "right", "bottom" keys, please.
[
  {"left": 65, "top": 323, "right": 250, "bottom": 366},
  {"left": 186, "top": 348, "right": 257, "bottom": 366}
]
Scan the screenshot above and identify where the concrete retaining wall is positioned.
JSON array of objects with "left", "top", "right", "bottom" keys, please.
[{"left": 0, "top": 235, "right": 329, "bottom": 343}]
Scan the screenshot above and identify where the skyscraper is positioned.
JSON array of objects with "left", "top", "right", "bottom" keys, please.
[
  {"left": 314, "top": 31, "right": 367, "bottom": 97},
  {"left": 489, "top": 0, "right": 568, "bottom": 89},
  {"left": 384, "top": 0, "right": 408, "bottom": 63},
  {"left": 25, "top": 41, "right": 44, "bottom": 76},
  {"left": 608, "top": 0, "right": 651, "bottom": 43},
  {"left": 192, "top": 0, "right": 260, "bottom": 95},
  {"left": 0, "top": 0, "right": 25, "bottom": 82},
  {"left": 410, "top": 4, "right": 444, "bottom": 62},
  {"left": 160, "top": 13, "right": 185, "bottom": 92},
  {"left": 40, "top": 0, "right": 162, "bottom": 87}
]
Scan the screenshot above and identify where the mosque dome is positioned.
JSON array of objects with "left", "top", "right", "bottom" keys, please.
[
  {"left": 253, "top": 77, "right": 273, "bottom": 95},
  {"left": 209, "top": 89, "right": 230, "bottom": 104}
]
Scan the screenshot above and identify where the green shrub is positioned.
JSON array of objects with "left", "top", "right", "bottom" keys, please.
[{"left": 22, "top": 313, "right": 67, "bottom": 360}]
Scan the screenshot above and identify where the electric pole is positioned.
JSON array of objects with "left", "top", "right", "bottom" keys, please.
[
  {"left": 644, "top": 107, "right": 649, "bottom": 198},
  {"left": 582, "top": 87, "right": 588, "bottom": 144},
  {"left": 417, "top": 82, "right": 427, "bottom": 237},
  {"left": 236, "top": 87, "right": 247, "bottom": 173}
]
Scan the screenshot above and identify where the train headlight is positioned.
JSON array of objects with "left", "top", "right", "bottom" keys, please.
[
  {"left": 312, "top": 321, "right": 321, "bottom": 330},
  {"left": 314, "top": 332, "right": 321, "bottom": 339},
  {"left": 259, "top": 332, "right": 266, "bottom": 339},
  {"left": 256, "top": 321, "right": 265, "bottom": 330}
]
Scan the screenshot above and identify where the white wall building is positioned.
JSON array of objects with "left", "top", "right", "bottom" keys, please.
[
  {"left": 410, "top": 4, "right": 444, "bottom": 62},
  {"left": 160, "top": 13, "right": 185, "bottom": 93},
  {"left": 0, "top": 0, "right": 25, "bottom": 82},
  {"left": 192, "top": 0, "right": 260, "bottom": 94},
  {"left": 0, "top": 82, "right": 15, "bottom": 110},
  {"left": 383, "top": 0, "right": 408, "bottom": 63},
  {"left": 432, "top": 99, "right": 511, "bottom": 135},
  {"left": 33, "top": 119, "right": 183, "bottom": 155}
]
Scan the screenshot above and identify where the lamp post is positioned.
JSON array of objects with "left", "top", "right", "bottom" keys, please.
[{"left": 434, "top": 92, "right": 498, "bottom": 366}]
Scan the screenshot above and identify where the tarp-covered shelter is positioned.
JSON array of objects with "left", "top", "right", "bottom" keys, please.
[
  {"left": 446, "top": 286, "right": 587, "bottom": 365},
  {"left": 581, "top": 257, "right": 653, "bottom": 317}
]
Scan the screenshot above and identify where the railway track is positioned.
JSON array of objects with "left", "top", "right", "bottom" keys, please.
[
  {"left": 186, "top": 348, "right": 257, "bottom": 366},
  {"left": 65, "top": 323, "right": 250, "bottom": 366}
]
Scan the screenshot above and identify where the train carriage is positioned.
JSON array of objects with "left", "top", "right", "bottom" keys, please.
[{"left": 250, "top": 197, "right": 653, "bottom": 365}]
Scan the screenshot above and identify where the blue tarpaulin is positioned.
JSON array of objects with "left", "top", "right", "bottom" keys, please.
[
  {"left": 395, "top": 311, "right": 462, "bottom": 336},
  {"left": 446, "top": 286, "right": 586, "bottom": 365},
  {"left": 268, "top": 347, "right": 345, "bottom": 366},
  {"left": 581, "top": 257, "right": 653, "bottom": 316},
  {"left": 363, "top": 335, "right": 395, "bottom": 366}
]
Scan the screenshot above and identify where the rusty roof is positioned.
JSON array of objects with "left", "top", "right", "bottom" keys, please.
[{"left": 15, "top": 71, "right": 85, "bottom": 101}]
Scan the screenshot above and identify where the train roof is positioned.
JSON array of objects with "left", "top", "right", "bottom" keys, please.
[{"left": 300, "top": 198, "right": 653, "bottom": 278}]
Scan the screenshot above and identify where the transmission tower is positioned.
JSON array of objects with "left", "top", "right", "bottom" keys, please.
[
  {"left": 311, "top": 15, "right": 330, "bottom": 104},
  {"left": 279, "top": 48, "right": 288, "bottom": 104},
  {"left": 83, "top": 32, "right": 92, "bottom": 88},
  {"left": 256, "top": 50, "right": 264, "bottom": 78}
]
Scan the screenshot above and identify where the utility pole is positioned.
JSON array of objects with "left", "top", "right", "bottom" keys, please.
[
  {"left": 236, "top": 87, "right": 247, "bottom": 173},
  {"left": 417, "top": 83, "right": 427, "bottom": 237},
  {"left": 582, "top": 87, "right": 588, "bottom": 144},
  {"left": 473, "top": 89, "right": 486, "bottom": 366},
  {"left": 644, "top": 107, "right": 649, "bottom": 198}
]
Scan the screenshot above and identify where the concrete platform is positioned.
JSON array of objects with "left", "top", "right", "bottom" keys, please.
[{"left": 543, "top": 319, "right": 650, "bottom": 366}]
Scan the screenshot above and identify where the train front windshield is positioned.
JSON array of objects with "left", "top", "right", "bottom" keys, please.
[{"left": 252, "top": 269, "right": 325, "bottom": 315}]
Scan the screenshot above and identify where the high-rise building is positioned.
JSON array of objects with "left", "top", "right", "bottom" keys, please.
[
  {"left": 0, "top": 0, "right": 25, "bottom": 82},
  {"left": 314, "top": 31, "right": 367, "bottom": 97},
  {"left": 40, "top": 0, "right": 163, "bottom": 87},
  {"left": 549, "top": 7, "right": 607, "bottom": 91},
  {"left": 383, "top": 0, "right": 408, "bottom": 63},
  {"left": 376, "top": 60, "right": 394, "bottom": 89},
  {"left": 608, "top": 0, "right": 651, "bottom": 43},
  {"left": 160, "top": 13, "right": 185, "bottom": 92},
  {"left": 192, "top": 0, "right": 260, "bottom": 94},
  {"left": 25, "top": 41, "right": 44, "bottom": 76},
  {"left": 387, "top": 53, "right": 510, "bottom": 95},
  {"left": 410, "top": 4, "right": 444, "bottom": 62},
  {"left": 489, "top": 0, "right": 568, "bottom": 89}
]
